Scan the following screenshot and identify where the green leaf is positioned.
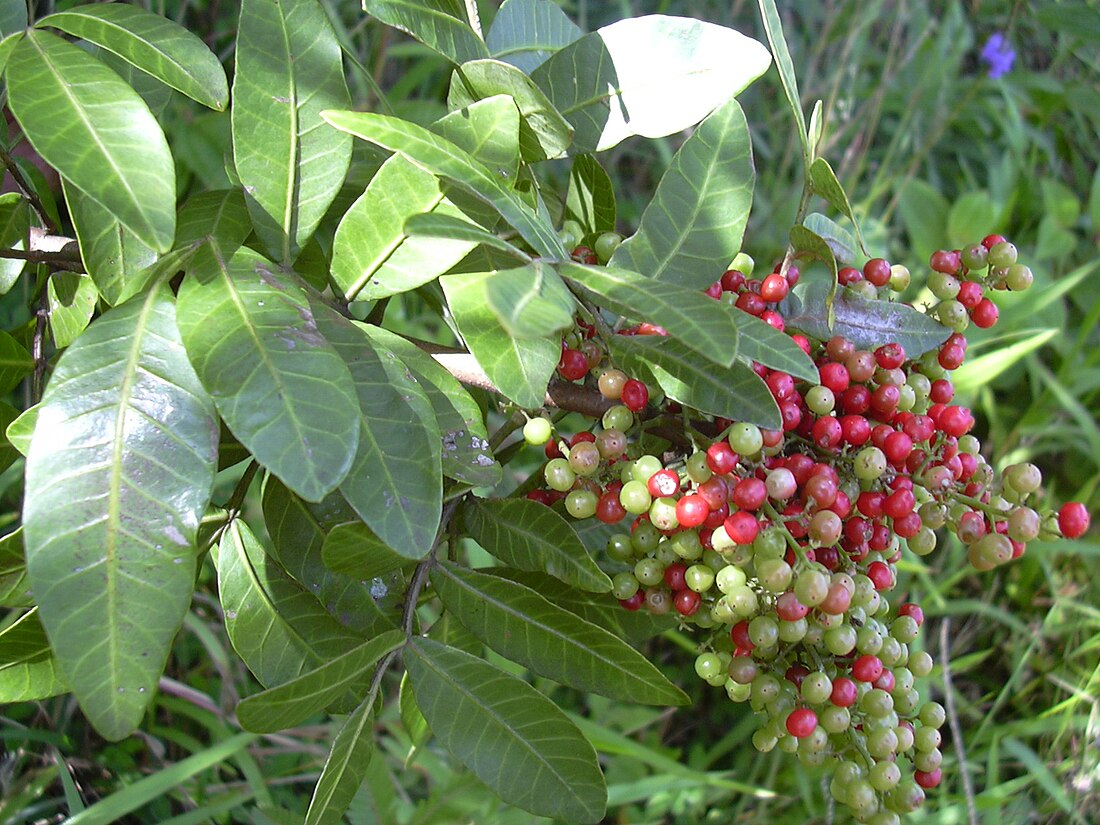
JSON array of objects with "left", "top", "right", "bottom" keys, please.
[
  {"left": 24, "top": 283, "right": 219, "bottom": 740},
  {"left": 215, "top": 521, "right": 362, "bottom": 689},
  {"left": 947, "top": 191, "right": 998, "bottom": 249},
  {"left": 463, "top": 497, "right": 610, "bottom": 592},
  {"left": 0, "top": 608, "right": 68, "bottom": 702},
  {"left": 808, "top": 99, "right": 824, "bottom": 157},
  {"left": 6, "top": 30, "right": 175, "bottom": 251},
  {"left": 399, "top": 670, "right": 432, "bottom": 754},
  {"left": 261, "top": 478, "right": 394, "bottom": 637},
  {"left": 331, "top": 155, "right": 478, "bottom": 301},
  {"left": 952, "top": 329, "right": 1059, "bottom": 393},
  {"left": 755, "top": 0, "right": 808, "bottom": 165},
  {"left": 360, "top": 326, "right": 500, "bottom": 487},
  {"left": 304, "top": 695, "right": 375, "bottom": 825},
  {"left": 730, "top": 310, "right": 819, "bottom": 383},
  {"left": 486, "top": 0, "right": 582, "bottom": 73},
  {"left": 432, "top": 561, "right": 688, "bottom": 706},
  {"left": 448, "top": 59, "right": 572, "bottom": 161},
  {"left": 557, "top": 261, "right": 739, "bottom": 367},
  {"left": 363, "top": 0, "right": 488, "bottom": 64},
  {"left": 238, "top": 630, "right": 404, "bottom": 733},
  {"left": 0, "top": 528, "right": 32, "bottom": 607},
  {"left": 404, "top": 212, "right": 531, "bottom": 261},
  {"left": 62, "top": 178, "right": 157, "bottom": 307},
  {"left": 532, "top": 16, "right": 770, "bottom": 153},
  {"left": 0, "top": 328, "right": 33, "bottom": 395},
  {"left": 176, "top": 188, "right": 252, "bottom": 253},
  {"left": 607, "top": 98, "right": 753, "bottom": 290},
  {"left": 310, "top": 303, "right": 443, "bottom": 558},
  {"left": 5, "top": 404, "right": 37, "bottom": 458},
  {"left": 784, "top": 280, "right": 951, "bottom": 356},
  {"left": 404, "top": 637, "right": 607, "bottom": 823},
  {"left": 0, "top": 192, "right": 30, "bottom": 294},
  {"left": 321, "top": 522, "right": 412, "bottom": 580},
  {"left": 232, "top": 0, "right": 352, "bottom": 262},
  {"left": 809, "top": 158, "right": 866, "bottom": 253},
  {"left": 431, "top": 95, "right": 522, "bottom": 182},
  {"left": 564, "top": 154, "right": 616, "bottom": 236},
  {"left": 482, "top": 262, "right": 575, "bottom": 338},
  {"left": 610, "top": 335, "right": 781, "bottom": 428},
  {"left": 47, "top": 272, "right": 99, "bottom": 348},
  {"left": 0, "top": 0, "right": 26, "bottom": 38},
  {"left": 37, "top": 3, "right": 228, "bottom": 110},
  {"left": 321, "top": 109, "right": 566, "bottom": 259},
  {"left": 789, "top": 225, "right": 839, "bottom": 311},
  {"left": 802, "top": 212, "right": 860, "bottom": 266},
  {"left": 440, "top": 271, "right": 558, "bottom": 408},
  {"left": 176, "top": 248, "right": 360, "bottom": 502},
  {"left": 0, "top": 402, "right": 20, "bottom": 475}
]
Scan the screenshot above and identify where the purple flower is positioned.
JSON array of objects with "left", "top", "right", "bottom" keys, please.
[{"left": 980, "top": 32, "right": 1015, "bottom": 79}]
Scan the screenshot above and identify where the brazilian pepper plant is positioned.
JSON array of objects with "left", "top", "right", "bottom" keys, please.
[{"left": 0, "top": 1, "right": 1091, "bottom": 823}]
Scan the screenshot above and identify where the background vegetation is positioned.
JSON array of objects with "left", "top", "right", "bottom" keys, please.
[{"left": 3, "top": 0, "right": 1098, "bottom": 823}]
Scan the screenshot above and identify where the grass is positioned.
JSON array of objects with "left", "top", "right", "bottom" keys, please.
[{"left": 2, "top": 1, "right": 1099, "bottom": 823}]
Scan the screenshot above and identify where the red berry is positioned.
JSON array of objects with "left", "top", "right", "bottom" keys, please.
[
  {"left": 731, "top": 620, "right": 753, "bottom": 650},
  {"left": 874, "top": 343, "right": 906, "bottom": 370},
  {"left": 938, "top": 405, "right": 974, "bottom": 437},
  {"left": 785, "top": 663, "right": 810, "bottom": 688},
  {"left": 971, "top": 297, "right": 999, "bottom": 328},
  {"left": 863, "top": 258, "right": 892, "bottom": 287},
  {"left": 673, "top": 588, "right": 701, "bottom": 616},
  {"left": 915, "top": 768, "right": 942, "bottom": 789},
  {"left": 621, "top": 379, "right": 649, "bottom": 412},
  {"left": 929, "top": 379, "right": 954, "bottom": 404},
  {"left": 838, "top": 266, "right": 862, "bottom": 286},
  {"left": 619, "top": 591, "right": 645, "bottom": 611},
  {"left": 735, "top": 291, "right": 766, "bottom": 316},
  {"left": 760, "top": 272, "right": 789, "bottom": 302},
  {"left": 852, "top": 655, "right": 884, "bottom": 682},
  {"left": 899, "top": 602, "right": 925, "bottom": 625},
  {"left": 957, "top": 280, "right": 983, "bottom": 309},
  {"left": 732, "top": 477, "right": 767, "bottom": 511},
  {"left": 705, "top": 281, "right": 723, "bottom": 299},
  {"left": 1058, "top": 502, "right": 1090, "bottom": 538},
  {"left": 884, "top": 431, "right": 914, "bottom": 464},
  {"left": 664, "top": 562, "right": 687, "bottom": 590},
  {"left": 982, "top": 233, "right": 1008, "bottom": 249},
  {"left": 785, "top": 708, "right": 818, "bottom": 738},
  {"left": 558, "top": 348, "right": 588, "bottom": 381},
  {"left": 776, "top": 591, "right": 810, "bottom": 621},
  {"left": 766, "top": 371, "right": 796, "bottom": 400},
  {"left": 720, "top": 269, "right": 745, "bottom": 292},
  {"left": 675, "top": 494, "right": 710, "bottom": 528},
  {"left": 596, "top": 491, "right": 627, "bottom": 524},
  {"left": 830, "top": 677, "right": 858, "bottom": 706},
  {"left": 819, "top": 362, "right": 851, "bottom": 393},
  {"left": 930, "top": 249, "right": 961, "bottom": 275},
  {"left": 812, "top": 416, "right": 843, "bottom": 450},
  {"left": 867, "top": 560, "right": 894, "bottom": 590},
  {"left": 706, "top": 441, "right": 739, "bottom": 474},
  {"left": 724, "top": 511, "right": 760, "bottom": 545},
  {"left": 571, "top": 246, "right": 598, "bottom": 265}
]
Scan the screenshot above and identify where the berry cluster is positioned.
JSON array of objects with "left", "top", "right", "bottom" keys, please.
[{"left": 523, "top": 237, "right": 1090, "bottom": 822}]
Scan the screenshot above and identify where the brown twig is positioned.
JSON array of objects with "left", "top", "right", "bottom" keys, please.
[{"left": 0, "top": 147, "right": 60, "bottom": 234}]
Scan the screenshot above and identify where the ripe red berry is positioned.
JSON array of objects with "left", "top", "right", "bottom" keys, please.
[
  {"left": 673, "top": 588, "right": 701, "bottom": 616},
  {"left": 619, "top": 591, "right": 645, "bottom": 611},
  {"left": 1058, "top": 502, "right": 1091, "bottom": 538},
  {"left": 785, "top": 708, "right": 818, "bottom": 738},
  {"left": 664, "top": 562, "right": 687, "bottom": 590},
  {"left": 915, "top": 768, "right": 942, "bottom": 789},
  {"left": 852, "top": 654, "right": 884, "bottom": 682},
  {"left": 760, "top": 272, "right": 790, "bottom": 302},
  {"left": 899, "top": 602, "right": 925, "bottom": 625},
  {"left": 874, "top": 343, "right": 906, "bottom": 370},
  {"left": 838, "top": 266, "right": 862, "bottom": 286},
  {"left": 982, "top": 233, "right": 1008, "bottom": 249},
  {"left": 704, "top": 281, "right": 723, "bottom": 299},
  {"left": 596, "top": 491, "right": 627, "bottom": 524},
  {"left": 930, "top": 249, "right": 961, "bottom": 275},
  {"left": 863, "top": 258, "right": 892, "bottom": 287},
  {"left": 957, "top": 280, "right": 983, "bottom": 309},
  {"left": 732, "top": 477, "right": 767, "bottom": 511},
  {"left": 558, "top": 348, "right": 588, "bottom": 381},
  {"left": 724, "top": 511, "right": 760, "bottom": 545},
  {"left": 676, "top": 494, "right": 710, "bottom": 528},
  {"left": 830, "top": 677, "right": 858, "bottom": 707},
  {"left": 706, "top": 441, "right": 739, "bottom": 474},
  {"left": 571, "top": 245, "right": 598, "bottom": 265},
  {"left": 971, "top": 297, "right": 999, "bottom": 328},
  {"left": 776, "top": 591, "right": 810, "bottom": 621},
  {"left": 720, "top": 269, "right": 745, "bottom": 292},
  {"left": 819, "top": 361, "right": 851, "bottom": 393},
  {"left": 621, "top": 379, "right": 649, "bottom": 412}
]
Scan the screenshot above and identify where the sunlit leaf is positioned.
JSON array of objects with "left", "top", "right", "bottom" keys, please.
[{"left": 485, "top": 0, "right": 582, "bottom": 73}]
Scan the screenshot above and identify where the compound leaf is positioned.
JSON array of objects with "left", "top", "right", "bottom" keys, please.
[{"left": 363, "top": 0, "right": 488, "bottom": 64}]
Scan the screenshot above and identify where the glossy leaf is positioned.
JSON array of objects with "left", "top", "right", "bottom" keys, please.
[
  {"left": 62, "top": 178, "right": 157, "bottom": 307},
  {"left": 47, "top": 273, "right": 98, "bottom": 349},
  {"left": 0, "top": 402, "right": 19, "bottom": 475},
  {"left": 789, "top": 224, "right": 839, "bottom": 289},
  {"left": 731, "top": 310, "right": 819, "bottom": 383},
  {"left": 448, "top": 59, "right": 572, "bottom": 161},
  {"left": 404, "top": 637, "right": 607, "bottom": 823},
  {"left": 304, "top": 694, "right": 375, "bottom": 825},
  {"left": 361, "top": 326, "right": 500, "bottom": 487},
  {"left": 0, "top": 192, "right": 30, "bottom": 294},
  {"left": 5, "top": 404, "right": 36, "bottom": 458},
  {"left": 6, "top": 30, "right": 175, "bottom": 251},
  {"left": 232, "top": 0, "right": 352, "bottom": 262},
  {"left": 321, "top": 522, "right": 411, "bottom": 581},
  {"left": 755, "top": 0, "right": 809, "bottom": 165},
  {"left": 565, "top": 154, "right": 616, "bottom": 236},
  {"left": 399, "top": 670, "right": 432, "bottom": 756},
  {"left": 809, "top": 158, "right": 866, "bottom": 253},
  {"left": 486, "top": 0, "right": 582, "bottom": 73},
  {"left": 363, "top": 0, "right": 488, "bottom": 64},
  {"left": 483, "top": 262, "right": 575, "bottom": 338},
  {"left": 0, "top": 329, "right": 32, "bottom": 395},
  {"left": 803, "top": 212, "right": 860, "bottom": 266},
  {"left": 176, "top": 188, "right": 252, "bottom": 252},
  {"left": 608, "top": 98, "right": 754, "bottom": 290},
  {"left": 176, "top": 248, "right": 360, "bottom": 502},
  {"left": 331, "top": 155, "right": 477, "bottom": 301},
  {"left": 0, "top": 608, "right": 68, "bottom": 702},
  {"left": 433, "top": 561, "right": 687, "bottom": 705},
  {"left": 464, "top": 498, "right": 610, "bottom": 592},
  {"left": 531, "top": 15, "right": 770, "bottom": 153},
  {"left": 216, "top": 521, "right": 362, "bottom": 689},
  {"left": 309, "top": 302, "right": 442, "bottom": 558},
  {"left": 262, "top": 478, "right": 394, "bottom": 637},
  {"left": 24, "top": 283, "right": 219, "bottom": 740},
  {"left": 0, "top": 528, "right": 32, "bottom": 608},
  {"left": 404, "top": 212, "right": 531, "bottom": 261},
  {"left": 0, "top": 0, "right": 26, "bottom": 37},
  {"left": 784, "top": 280, "right": 951, "bottom": 356},
  {"left": 557, "top": 262, "right": 740, "bottom": 367},
  {"left": 431, "top": 95, "right": 522, "bottom": 182},
  {"left": 610, "top": 336, "right": 781, "bottom": 429},
  {"left": 321, "top": 110, "right": 566, "bottom": 259},
  {"left": 37, "top": 3, "right": 228, "bottom": 110},
  {"left": 238, "top": 630, "right": 404, "bottom": 733},
  {"left": 440, "top": 271, "right": 558, "bottom": 409}
]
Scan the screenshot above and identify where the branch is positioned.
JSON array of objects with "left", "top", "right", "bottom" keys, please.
[
  {"left": 2, "top": 228, "right": 84, "bottom": 272},
  {"left": 0, "top": 147, "right": 60, "bottom": 234}
]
